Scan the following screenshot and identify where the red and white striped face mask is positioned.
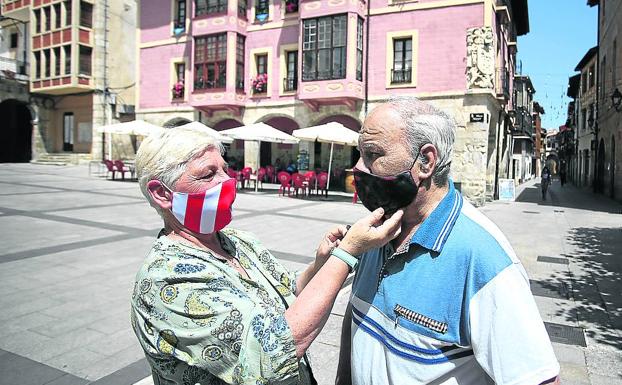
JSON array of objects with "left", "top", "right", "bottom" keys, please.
[{"left": 164, "top": 178, "right": 237, "bottom": 234}]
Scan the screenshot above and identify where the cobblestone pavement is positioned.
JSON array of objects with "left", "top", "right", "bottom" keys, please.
[{"left": 0, "top": 163, "right": 620, "bottom": 384}]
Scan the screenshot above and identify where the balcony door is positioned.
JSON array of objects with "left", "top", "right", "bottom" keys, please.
[{"left": 63, "top": 112, "right": 74, "bottom": 152}]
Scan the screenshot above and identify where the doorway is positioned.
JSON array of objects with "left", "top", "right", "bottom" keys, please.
[
  {"left": 63, "top": 113, "right": 74, "bottom": 152},
  {"left": 0, "top": 99, "right": 32, "bottom": 162}
]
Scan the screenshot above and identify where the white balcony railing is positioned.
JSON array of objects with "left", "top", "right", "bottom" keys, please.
[{"left": 0, "top": 56, "right": 29, "bottom": 82}]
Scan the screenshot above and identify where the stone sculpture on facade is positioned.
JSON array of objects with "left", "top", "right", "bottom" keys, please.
[{"left": 466, "top": 27, "right": 495, "bottom": 89}]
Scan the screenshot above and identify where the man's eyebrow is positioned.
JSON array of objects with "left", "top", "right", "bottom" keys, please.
[{"left": 359, "top": 141, "right": 382, "bottom": 151}]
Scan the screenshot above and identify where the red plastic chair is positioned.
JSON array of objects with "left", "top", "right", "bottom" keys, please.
[
  {"left": 227, "top": 169, "right": 242, "bottom": 188},
  {"left": 253, "top": 167, "right": 267, "bottom": 190},
  {"left": 317, "top": 172, "right": 329, "bottom": 197},
  {"left": 277, "top": 171, "right": 292, "bottom": 196},
  {"left": 114, "top": 160, "right": 133, "bottom": 180},
  {"left": 303, "top": 171, "right": 317, "bottom": 195},
  {"left": 291, "top": 173, "right": 308, "bottom": 197},
  {"left": 265, "top": 165, "right": 275, "bottom": 183},
  {"left": 103, "top": 160, "right": 116, "bottom": 180},
  {"left": 241, "top": 167, "right": 252, "bottom": 189}
]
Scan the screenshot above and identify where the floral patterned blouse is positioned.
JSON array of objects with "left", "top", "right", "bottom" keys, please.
[{"left": 131, "top": 228, "right": 314, "bottom": 385}]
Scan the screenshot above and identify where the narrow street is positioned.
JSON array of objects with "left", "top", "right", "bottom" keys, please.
[{"left": 481, "top": 177, "right": 622, "bottom": 384}]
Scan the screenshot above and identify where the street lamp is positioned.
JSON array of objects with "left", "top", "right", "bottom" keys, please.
[{"left": 611, "top": 88, "right": 622, "bottom": 112}]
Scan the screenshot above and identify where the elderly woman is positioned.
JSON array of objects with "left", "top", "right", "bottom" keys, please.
[{"left": 131, "top": 127, "right": 402, "bottom": 385}]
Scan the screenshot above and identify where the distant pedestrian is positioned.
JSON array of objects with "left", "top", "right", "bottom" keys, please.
[
  {"left": 560, "top": 167, "right": 567, "bottom": 187},
  {"left": 275, "top": 157, "right": 283, "bottom": 172},
  {"left": 541, "top": 166, "right": 551, "bottom": 200},
  {"left": 286, "top": 159, "right": 297, "bottom": 174}
]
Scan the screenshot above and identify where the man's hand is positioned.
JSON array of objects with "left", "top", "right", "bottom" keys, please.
[
  {"left": 339, "top": 208, "right": 403, "bottom": 256},
  {"left": 316, "top": 225, "right": 349, "bottom": 264}
]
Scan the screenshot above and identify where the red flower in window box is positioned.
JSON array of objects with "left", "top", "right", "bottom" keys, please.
[
  {"left": 251, "top": 73, "right": 268, "bottom": 94},
  {"left": 172, "top": 81, "right": 184, "bottom": 99},
  {"left": 285, "top": 0, "right": 298, "bottom": 13}
]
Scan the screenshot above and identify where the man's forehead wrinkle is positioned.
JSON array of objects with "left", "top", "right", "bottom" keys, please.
[{"left": 360, "top": 121, "right": 384, "bottom": 136}]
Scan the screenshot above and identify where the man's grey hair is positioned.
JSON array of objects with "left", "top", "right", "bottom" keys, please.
[
  {"left": 135, "top": 126, "right": 225, "bottom": 218},
  {"left": 385, "top": 96, "right": 456, "bottom": 186}
]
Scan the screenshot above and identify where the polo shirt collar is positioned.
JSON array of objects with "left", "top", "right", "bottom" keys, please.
[{"left": 408, "top": 180, "right": 463, "bottom": 253}]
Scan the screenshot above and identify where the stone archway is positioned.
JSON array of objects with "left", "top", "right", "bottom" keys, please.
[
  {"left": 315, "top": 114, "right": 361, "bottom": 131},
  {"left": 213, "top": 119, "right": 244, "bottom": 168},
  {"left": 263, "top": 116, "right": 300, "bottom": 168},
  {"left": 316, "top": 115, "right": 361, "bottom": 168},
  {"left": 213, "top": 119, "right": 243, "bottom": 131},
  {"left": 0, "top": 99, "right": 32, "bottom": 162},
  {"left": 163, "top": 117, "right": 192, "bottom": 128}
]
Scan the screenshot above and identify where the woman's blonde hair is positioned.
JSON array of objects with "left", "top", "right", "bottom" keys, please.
[{"left": 135, "top": 126, "right": 224, "bottom": 216}]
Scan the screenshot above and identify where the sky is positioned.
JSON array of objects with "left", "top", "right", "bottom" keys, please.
[{"left": 517, "top": 0, "right": 598, "bottom": 129}]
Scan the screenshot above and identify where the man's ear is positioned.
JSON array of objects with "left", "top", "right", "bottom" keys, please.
[
  {"left": 416, "top": 144, "right": 438, "bottom": 180},
  {"left": 147, "top": 180, "right": 172, "bottom": 210}
]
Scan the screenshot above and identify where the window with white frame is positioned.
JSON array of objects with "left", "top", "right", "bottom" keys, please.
[
  {"left": 194, "top": 33, "right": 227, "bottom": 89},
  {"left": 302, "top": 14, "right": 347, "bottom": 81},
  {"left": 236, "top": 34, "right": 245, "bottom": 90},
  {"left": 174, "top": 0, "right": 186, "bottom": 31},
  {"left": 391, "top": 37, "right": 412, "bottom": 84},
  {"left": 195, "top": 0, "right": 227, "bottom": 16},
  {"left": 285, "top": 50, "right": 298, "bottom": 91}
]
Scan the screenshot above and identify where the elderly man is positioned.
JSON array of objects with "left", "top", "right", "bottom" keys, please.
[{"left": 336, "top": 97, "right": 560, "bottom": 385}]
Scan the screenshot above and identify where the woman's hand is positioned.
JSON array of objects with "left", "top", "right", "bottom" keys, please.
[
  {"left": 315, "top": 225, "right": 349, "bottom": 265},
  {"left": 338, "top": 208, "right": 403, "bottom": 256}
]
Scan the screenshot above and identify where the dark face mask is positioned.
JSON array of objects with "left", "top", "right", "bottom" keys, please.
[{"left": 353, "top": 160, "right": 418, "bottom": 215}]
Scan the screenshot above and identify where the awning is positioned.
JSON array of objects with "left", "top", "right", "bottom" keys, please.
[
  {"left": 220, "top": 122, "right": 299, "bottom": 144},
  {"left": 292, "top": 121, "right": 359, "bottom": 146},
  {"left": 177, "top": 121, "right": 234, "bottom": 144},
  {"left": 97, "top": 120, "right": 163, "bottom": 136}
]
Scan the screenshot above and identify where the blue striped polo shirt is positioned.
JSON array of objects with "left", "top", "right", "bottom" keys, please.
[{"left": 350, "top": 181, "right": 559, "bottom": 385}]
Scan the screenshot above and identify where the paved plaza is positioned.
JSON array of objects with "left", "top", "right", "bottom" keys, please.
[{"left": 0, "top": 163, "right": 621, "bottom": 384}]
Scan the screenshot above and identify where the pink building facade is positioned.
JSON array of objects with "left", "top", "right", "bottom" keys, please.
[{"left": 136, "top": 0, "right": 529, "bottom": 205}]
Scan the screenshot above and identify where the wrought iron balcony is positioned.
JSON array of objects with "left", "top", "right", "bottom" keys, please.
[
  {"left": 391, "top": 69, "right": 412, "bottom": 84},
  {"left": 496, "top": 68, "right": 510, "bottom": 99},
  {"left": 283, "top": 76, "right": 297, "bottom": 92},
  {"left": 0, "top": 56, "right": 29, "bottom": 82}
]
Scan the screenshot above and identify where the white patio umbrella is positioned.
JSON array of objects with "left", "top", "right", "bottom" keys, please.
[
  {"left": 220, "top": 122, "right": 299, "bottom": 192},
  {"left": 177, "top": 121, "right": 234, "bottom": 144},
  {"left": 292, "top": 121, "right": 359, "bottom": 191},
  {"left": 97, "top": 120, "right": 163, "bottom": 159}
]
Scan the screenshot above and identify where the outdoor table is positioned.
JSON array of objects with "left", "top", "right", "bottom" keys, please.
[{"left": 88, "top": 160, "right": 106, "bottom": 177}]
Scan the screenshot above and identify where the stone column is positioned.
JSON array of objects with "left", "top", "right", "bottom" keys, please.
[{"left": 244, "top": 140, "right": 260, "bottom": 170}]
